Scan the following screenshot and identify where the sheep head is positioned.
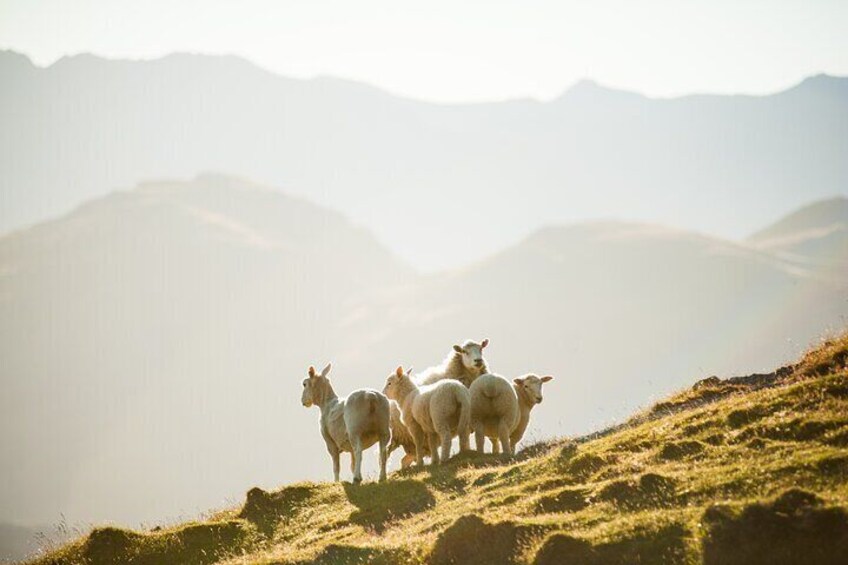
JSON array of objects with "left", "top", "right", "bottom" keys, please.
[
  {"left": 513, "top": 374, "right": 554, "bottom": 405},
  {"left": 452, "top": 338, "right": 489, "bottom": 375},
  {"left": 383, "top": 365, "right": 413, "bottom": 401},
  {"left": 301, "top": 363, "right": 332, "bottom": 407}
]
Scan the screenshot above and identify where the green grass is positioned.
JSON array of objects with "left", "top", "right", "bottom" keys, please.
[{"left": 31, "top": 334, "right": 848, "bottom": 564}]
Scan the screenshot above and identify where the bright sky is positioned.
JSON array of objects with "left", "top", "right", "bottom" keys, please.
[{"left": 1, "top": 0, "right": 847, "bottom": 103}]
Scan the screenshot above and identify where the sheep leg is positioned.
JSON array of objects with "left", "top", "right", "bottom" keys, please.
[
  {"left": 351, "top": 435, "right": 363, "bottom": 484},
  {"left": 474, "top": 422, "right": 486, "bottom": 453},
  {"left": 350, "top": 453, "right": 355, "bottom": 474},
  {"left": 436, "top": 426, "right": 452, "bottom": 463},
  {"left": 428, "top": 433, "right": 442, "bottom": 465},
  {"left": 330, "top": 448, "right": 341, "bottom": 482},
  {"left": 498, "top": 420, "right": 513, "bottom": 458},
  {"left": 401, "top": 452, "right": 416, "bottom": 468},
  {"left": 410, "top": 424, "right": 427, "bottom": 467},
  {"left": 378, "top": 432, "right": 389, "bottom": 482},
  {"left": 491, "top": 438, "right": 501, "bottom": 455},
  {"left": 459, "top": 424, "right": 470, "bottom": 453}
]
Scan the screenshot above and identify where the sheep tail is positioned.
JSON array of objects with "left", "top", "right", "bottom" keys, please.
[{"left": 482, "top": 381, "right": 498, "bottom": 399}]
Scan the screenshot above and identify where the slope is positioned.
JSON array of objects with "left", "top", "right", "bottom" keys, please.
[{"left": 29, "top": 332, "right": 848, "bottom": 564}]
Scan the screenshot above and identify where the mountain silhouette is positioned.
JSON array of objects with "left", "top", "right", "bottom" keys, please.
[{"left": 1, "top": 50, "right": 846, "bottom": 269}]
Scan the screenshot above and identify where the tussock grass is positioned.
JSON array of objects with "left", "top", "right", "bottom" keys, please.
[{"left": 30, "top": 333, "right": 848, "bottom": 564}]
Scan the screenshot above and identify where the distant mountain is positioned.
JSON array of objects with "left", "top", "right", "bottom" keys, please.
[
  {"left": 0, "top": 174, "right": 411, "bottom": 527},
  {"left": 748, "top": 196, "right": 848, "bottom": 281},
  {"left": 348, "top": 221, "right": 848, "bottom": 440},
  {"left": 1, "top": 50, "right": 847, "bottom": 270},
  {"left": 2, "top": 176, "right": 845, "bottom": 530}
]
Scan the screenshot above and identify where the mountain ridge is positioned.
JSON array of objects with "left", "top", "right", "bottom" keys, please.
[
  {"left": 2, "top": 49, "right": 847, "bottom": 270},
  {"left": 4, "top": 49, "right": 846, "bottom": 104}
]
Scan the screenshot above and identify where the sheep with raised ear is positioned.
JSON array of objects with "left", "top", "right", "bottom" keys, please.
[
  {"left": 387, "top": 400, "right": 431, "bottom": 468},
  {"left": 300, "top": 363, "right": 391, "bottom": 483},
  {"left": 469, "top": 373, "right": 554, "bottom": 456},
  {"left": 416, "top": 338, "right": 490, "bottom": 388},
  {"left": 509, "top": 374, "right": 554, "bottom": 450},
  {"left": 383, "top": 366, "right": 471, "bottom": 466}
]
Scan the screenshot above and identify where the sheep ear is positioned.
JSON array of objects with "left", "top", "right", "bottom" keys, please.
[
  {"left": 513, "top": 378, "right": 524, "bottom": 386},
  {"left": 406, "top": 366, "right": 413, "bottom": 376},
  {"left": 453, "top": 345, "right": 463, "bottom": 353},
  {"left": 541, "top": 375, "right": 554, "bottom": 383},
  {"left": 481, "top": 338, "right": 489, "bottom": 349},
  {"left": 320, "top": 363, "right": 332, "bottom": 377},
  {"left": 308, "top": 366, "right": 316, "bottom": 377},
  {"left": 395, "top": 366, "right": 404, "bottom": 377}
]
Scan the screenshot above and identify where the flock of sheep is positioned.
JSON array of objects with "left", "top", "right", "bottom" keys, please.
[{"left": 300, "top": 339, "right": 554, "bottom": 484}]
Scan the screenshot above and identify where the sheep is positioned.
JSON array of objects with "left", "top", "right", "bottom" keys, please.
[
  {"left": 470, "top": 373, "right": 554, "bottom": 457},
  {"left": 416, "top": 338, "right": 490, "bottom": 388},
  {"left": 387, "top": 399, "right": 423, "bottom": 468},
  {"left": 300, "top": 363, "right": 391, "bottom": 484},
  {"left": 383, "top": 366, "right": 471, "bottom": 466},
  {"left": 469, "top": 373, "right": 519, "bottom": 457}
]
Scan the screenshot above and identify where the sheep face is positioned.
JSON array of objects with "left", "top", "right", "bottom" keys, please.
[
  {"left": 514, "top": 374, "right": 554, "bottom": 405},
  {"left": 383, "top": 366, "right": 412, "bottom": 401},
  {"left": 452, "top": 338, "right": 489, "bottom": 373},
  {"left": 301, "top": 363, "right": 332, "bottom": 407}
]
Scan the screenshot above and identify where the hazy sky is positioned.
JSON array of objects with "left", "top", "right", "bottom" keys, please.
[{"left": 1, "top": 0, "right": 847, "bottom": 102}]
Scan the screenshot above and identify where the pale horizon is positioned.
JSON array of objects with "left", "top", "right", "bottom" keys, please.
[{"left": 2, "top": 0, "right": 847, "bottom": 104}]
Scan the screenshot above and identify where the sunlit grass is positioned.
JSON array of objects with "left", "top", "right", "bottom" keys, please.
[{"left": 31, "top": 334, "right": 848, "bottom": 564}]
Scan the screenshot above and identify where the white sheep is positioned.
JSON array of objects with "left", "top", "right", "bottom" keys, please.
[
  {"left": 300, "top": 363, "right": 391, "bottom": 483},
  {"left": 416, "top": 338, "right": 490, "bottom": 388},
  {"left": 383, "top": 366, "right": 471, "bottom": 466},
  {"left": 387, "top": 400, "right": 420, "bottom": 468},
  {"left": 469, "top": 373, "right": 553, "bottom": 456}
]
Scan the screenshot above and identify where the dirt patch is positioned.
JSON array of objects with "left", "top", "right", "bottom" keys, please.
[
  {"left": 343, "top": 480, "right": 435, "bottom": 534},
  {"left": 563, "top": 452, "right": 612, "bottom": 480},
  {"left": 823, "top": 428, "right": 848, "bottom": 447},
  {"left": 298, "top": 543, "right": 417, "bottom": 565},
  {"left": 816, "top": 454, "right": 848, "bottom": 478},
  {"left": 515, "top": 440, "right": 558, "bottom": 461},
  {"left": 533, "top": 489, "right": 589, "bottom": 514},
  {"left": 429, "top": 515, "right": 547, "bottom": 565},
  {"left": 822, "top": 379, "right": 848, "bottom": 399},
  {"left": 238, "top": 485, "right": 318, "bottom": 536},
  {"left": 596, "top": 473, "right": 677, "bottom": 510},
  {"left": 489, "top": 494, "right": 523, "bottom": 508},
  {"left": 681, "top": 420, "right": 716, "bottom": 435},
  {"left": 746, "top": 438, "right": 768, "bottom": 450},
  {"left": 424, "top": 466, "right": 468, "bottom": 493},
  {"left": 702, "top": 488, "right": 848, "bottom": 565},
  {"left": 727, "top": 406, "right": 771, "bottom": 429},
  {"left": 657, "top": 440, "right": 704, "bottom": 461},
  {"left": 82, "top": 521, "right": 252, "bottom": 565},
  {"left": 738, "top": 418, "right": 844, "bottom": 443},
  {"left": 534, "top": 524, "right": 689, "bottom": 565},
  {"left": 702, "top": 433, "right": 725, "bottom": 446},
  {"left": 472, "top": 471, "right": 498, "bottom": 487}
]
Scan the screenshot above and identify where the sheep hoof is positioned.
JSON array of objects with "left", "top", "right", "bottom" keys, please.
[{"left": 353, "top": 476, "right": 363, "bottom": 485}]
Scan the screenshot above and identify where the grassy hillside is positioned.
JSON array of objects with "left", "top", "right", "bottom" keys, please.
[{"left": 31, "top": 334, "right": 848, "bottom": 564}]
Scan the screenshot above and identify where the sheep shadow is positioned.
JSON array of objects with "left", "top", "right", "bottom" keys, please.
[{"left": 342, "top": 480, "right": 435, "bottom": 534}]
